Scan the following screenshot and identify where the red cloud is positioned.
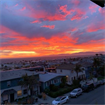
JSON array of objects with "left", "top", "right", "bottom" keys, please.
[
  {"left": 19, "top": 2, "right": 74, "bottom": 21},
  {"left": 87, "top": 22, "right": 105, "bottom": 32},
  {"left": 71, "top": 9, "right": 85, "bottom": 21},
  {"left": 41, "top": 25, "right": 55, "bottom": 29},
  {"left": 30, "top": 20, "right": 41, "bottom": 23},
  {"left": 59, "top": 5, "right": 74, "bottom": 16},
  {"left": 89, "top": 5, "right": 98, "bottom": 14},
  {"left": 21, "top": 7, "right": 26, "bottom": 11}
]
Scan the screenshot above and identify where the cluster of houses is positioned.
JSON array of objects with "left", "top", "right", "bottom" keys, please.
[{"left": 0, "top": 55, "right": 105, "bottom": 104}]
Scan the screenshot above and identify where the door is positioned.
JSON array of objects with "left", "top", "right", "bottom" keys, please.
[{"left": 10, "top": 93, "right": 14, "bottom": 102}]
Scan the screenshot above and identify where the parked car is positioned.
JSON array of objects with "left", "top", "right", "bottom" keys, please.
[
  {"left": 102, "top": 79, "right": 105, "bottom": 84},
  {"left": 52, "top": 96, "right": 69, "bottom": 105},
  {"left": 93, "top": 82, "right": 98, "bottom": 88},
  {"left": 98, "top": 80, "right": 104, "bottom": 85},
  {"left": 81, "top": 83, "right": 94, "bottom": 92},
  {"left": 69, "top": 88, "right": 82, "bottom": 98}
]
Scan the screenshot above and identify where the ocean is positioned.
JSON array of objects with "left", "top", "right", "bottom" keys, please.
[{"left": 0, "top": 56, "right": 70, "bottom": 64}]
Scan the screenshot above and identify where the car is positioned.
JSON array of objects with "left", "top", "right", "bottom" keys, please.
[
  {"left": 52, "top": 96, "right": 69, "bottom": 105},
  {"left": 69, "top": 88, "right": 82, "bottom": 98},
  {"left": 102, "top": 79, "right": 105, "bottom": 84},
  {"left": 93, "top": 82, "right": 98, "bottom": 88},
  {"left": 100, "top": 79, "right": 105, "bottom": 84},
  {"left": 81, "top": 83, "right": 94, "bottom": 92}
]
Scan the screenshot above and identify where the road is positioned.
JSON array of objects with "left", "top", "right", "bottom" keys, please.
[{"left": 67, "top": 85, "right": 105, "bottom": 104}]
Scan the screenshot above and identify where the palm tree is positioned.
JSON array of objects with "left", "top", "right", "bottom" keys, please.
[
  {"left": 19, "top": 73, "right": 39, "bottom": 96},
  {"left": 18, "top": 73, "right": 29, "bottom": 96},
  {"left": 93, "top": 58, "right": 100, "bottom": 70},
  {"left": 28, "top": 74, "right": 39, "bottom": 95},
  {"left": 74, "top": 64, "right": 83, "bottom": 80},
  {"left": 96, "top": 54, "right": 99, "bottom": 57}
]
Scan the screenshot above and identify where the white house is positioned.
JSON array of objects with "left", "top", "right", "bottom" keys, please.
[{"left": 56, "top": 64, "right": 86, "bottom": 85}]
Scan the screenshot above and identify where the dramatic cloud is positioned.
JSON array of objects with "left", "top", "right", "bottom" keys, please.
[
  {"left": 0, "top": 0, "right": 105, "bottom": 59},
  {"left": 71, "top": 8, "right": 86, "bottom": 21}
]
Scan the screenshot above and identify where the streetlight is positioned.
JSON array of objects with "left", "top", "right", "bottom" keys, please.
[{"left": 90, "top": 0, "right": 105, "bottom": 7}]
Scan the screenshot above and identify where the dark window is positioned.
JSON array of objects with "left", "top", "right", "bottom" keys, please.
[
  {"left": 54, "top": 80, "right": 57, "bottom": 83},
  {"left": 7, "top": 81, "right": 11, "bottom": 87},
  {"left": 60, "top": 69, "right": 62, "bottom": 72},
  {"left": 61, "top": 97, "right": 66, "bottom": 100},
  {"left": 23, "top": 89, "right": 27, "bottom": 94}
]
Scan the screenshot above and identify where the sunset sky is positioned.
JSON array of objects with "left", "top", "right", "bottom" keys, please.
[{"left": 0, "top": 0, "right": 105, "bottom": 59}]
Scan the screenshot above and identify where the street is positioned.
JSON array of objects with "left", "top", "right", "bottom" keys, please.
[{"left": 67, "top": 85, "right": 105, "bottom": 104}]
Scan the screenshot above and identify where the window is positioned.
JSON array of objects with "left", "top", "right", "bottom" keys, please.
[
  {"left": 17, "top": 90, "right": 22, "bottom": 96},
  {"left": 60, "top": 69, "right": 62, "bottom": 72},
  {"left": 54, "top": 80, "right": 57, "bottom": 83},
  {"left": 61, "top": 97, "right": 66, "bottom": 100},
  {"left": 23, "top": 89, "right": 27, "bottom": 95},
  {"left": 7, "top": 81, "right": 11, "bottom": 87}
]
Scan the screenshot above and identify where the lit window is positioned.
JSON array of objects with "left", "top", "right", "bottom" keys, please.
[{"left": 17, "top": 90, "right": 22, "bottom": 96}]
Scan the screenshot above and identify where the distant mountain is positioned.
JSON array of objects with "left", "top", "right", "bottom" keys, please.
[{"left": 43, "top": 51, "right": 105, "bottom": 58}]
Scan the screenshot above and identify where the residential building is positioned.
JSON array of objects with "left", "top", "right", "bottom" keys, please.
[
  {"left": 56, "top": 64, "right": 86, "bottom": 85},
  {"left": 39, "top": 73, "right": 66, "bottom": 92},
  {"left": 0, "top": 69, "right": 40, "bottom": 104}
]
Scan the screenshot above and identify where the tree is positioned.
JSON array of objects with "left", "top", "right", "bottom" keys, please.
[
  {"left": 96, "top": 54, "right": 99, "bottom": 57},
  {"left": 61, "top": 77, "right": 67, "bottom": 85},
  {"left": 28, "top": 74, "right": 38, "bottom": 95},
  {"left": 74, "top": 64, "right": 83, "bottom": 80},
  {"left": 18, "top": 73, "right": 29, "bottom": 96},
  {"left": 93, "top": 57, "right": 101, "bottom": 71},
  {"left": 18, "top": 73, "right": 38, "bottom": 96}
]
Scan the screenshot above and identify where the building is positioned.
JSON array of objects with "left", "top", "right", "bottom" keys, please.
[
  {"left": 0, "top": 69, "right": 40, "bottom": 104},
  {"left": 56, "top": 64, "right": 86, "bottom": 85},
  {"left": 39, "top": 73, "right": 66, "bottom": 92}
]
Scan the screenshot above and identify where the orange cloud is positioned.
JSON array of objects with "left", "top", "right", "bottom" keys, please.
[{"left": 41, "top": 25, "right": 55, "bottom": 29}]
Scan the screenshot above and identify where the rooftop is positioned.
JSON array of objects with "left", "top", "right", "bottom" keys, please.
[
  {"left": 39, "top": 73, "right": 66, "bottom": 82},
  {"left": 0, "top": 69, "right": 39, "bottom": 82},
  {"left": 56, "top": 64, "right": 75, "bottom": 70}
]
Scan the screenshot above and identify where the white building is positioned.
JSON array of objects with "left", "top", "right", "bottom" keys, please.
[{"left": 56, "top": 64, "right": 86, "bottom": 85}]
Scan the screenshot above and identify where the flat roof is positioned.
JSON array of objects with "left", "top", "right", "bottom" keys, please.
[{"left": 0, "top": 69, "right": 39, "bottom": 82}]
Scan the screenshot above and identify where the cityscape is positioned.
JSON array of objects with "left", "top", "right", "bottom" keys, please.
[{"left": 0, "top": 0, "right": 105, "bottom": 105}]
